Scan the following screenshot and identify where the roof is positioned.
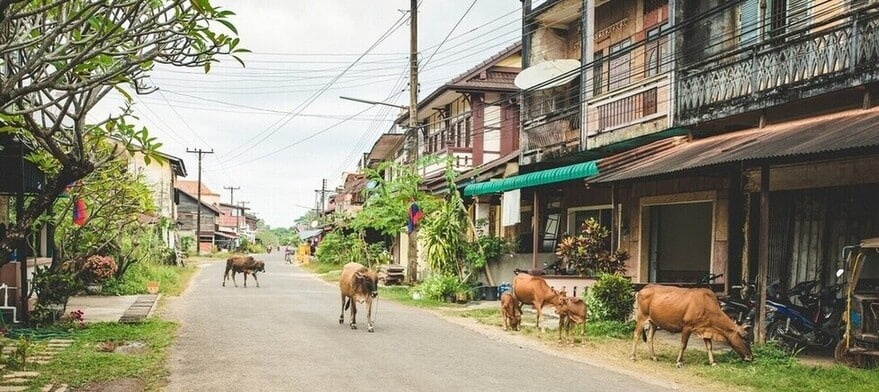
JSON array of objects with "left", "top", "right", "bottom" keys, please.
[
  {"left": 589, "top": 106, "right": 879, "bottom": 183},
  {"left": 214, "top": 231, "right": 239, "bottom": 239},
  {"left": 219, "top": 202, "right": 249, "bottom": 210},
  {"left": 157, "top": 151, "right": 187, "bottom": 177},
  {"left": 365, "top": 133, "right": 405, "bottom": 166},
  {"left": 176, "top": 180, "right": 219, "bottom": 197},
  {"left": 175, "top": 188, "right": 223, "bottom": 215},
  {"left": 298, "top": 229, "right": 323, "bottom": 240}
]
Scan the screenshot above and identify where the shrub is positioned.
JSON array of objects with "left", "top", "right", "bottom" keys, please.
[
  {"left": 78, "top": 255, "right": 117, "bottom": 284},
  {"left": 418, "top": 274, "right": 465, "bottom": 301},
  {"left": 585, "top": 273, "right": 635, "bottom": 322}
]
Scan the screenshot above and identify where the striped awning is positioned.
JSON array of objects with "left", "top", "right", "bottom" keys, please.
[{"left": 462, "top": 160, "right": 599, "bottom": 196}]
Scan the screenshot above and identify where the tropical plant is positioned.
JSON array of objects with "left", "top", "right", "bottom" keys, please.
[
  {"left": 555, "top": 218, "right": 629, "bottom": 275},
  {"left": 77, "top": 255, "right": 118, "bottom": 284},
  {"left": 585, "top": 273, "right": 635, "bottom": 322},
  {"left": 0, "top": 0, "right": 245, "bottom": 267}
]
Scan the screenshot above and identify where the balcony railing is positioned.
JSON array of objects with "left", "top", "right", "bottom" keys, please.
[
  {"left": 677, "top": 9, "right": 879, "bottom": 125},
  {"left": 522, "top": 108, "right": 580, "bottom": 152}
]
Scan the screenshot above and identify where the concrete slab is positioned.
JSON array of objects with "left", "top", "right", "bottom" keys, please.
[{"left": 65, "top": 295, "right": 140, "bottom": 323}]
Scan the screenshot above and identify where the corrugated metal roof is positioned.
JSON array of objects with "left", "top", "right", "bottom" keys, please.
[{"left": 591, "top": 107, "right": 879, "bottom": 183}]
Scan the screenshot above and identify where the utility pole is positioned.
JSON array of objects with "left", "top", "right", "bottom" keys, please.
[
  {"left": 407, "top": 0, "right": 419, "bottom": 283},
  {"left": 314, "top": 179, "right": 330, "bottom": 217},
  {"left": 223, "top": 186, "right": 240, "bottom": 205},
  {"left": 186, "top": 148, "right": 213, "bottom": 254}
]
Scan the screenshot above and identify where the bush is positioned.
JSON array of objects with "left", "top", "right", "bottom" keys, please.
[
  {"left": 77, "top": 255, "right": 117, "bottom": 284},
  {"left": 585, "top": 273, "right": 635, "bottom": 322},
  {"left": 417, "top": 274, "right": 465, "bottom": 301}
]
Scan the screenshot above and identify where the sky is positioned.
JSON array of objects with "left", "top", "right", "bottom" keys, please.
[{"left": 95, "top": 0, "right": 522, "bottom": 228}]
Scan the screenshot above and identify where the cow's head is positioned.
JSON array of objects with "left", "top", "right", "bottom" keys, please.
[
  {"left": 254, "top": 260, "right": 266, "bottom": 273},
  {"left": 355, "top": 269, "right": 379, "bottom": 298},
  {"left": 728, "top": 324, "right": 753, "bottom": 362}
]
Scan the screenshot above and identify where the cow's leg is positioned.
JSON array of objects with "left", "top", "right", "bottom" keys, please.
[
  {"left": 703, "top": 338, "right": 716, "bottom": 366},
  {"left": 244, "top": 272, "right": 249, "bottom": 288},
  {"left": 231, "top": 271, "right": 238, "bottom": 287},
  {"left": 675, "top": 328, "right": 692, "bottom": 368},
  {"left": 535, "top": 303, "right": 543, "bottom": 333},
  {"left": 366, "top": 300, "right": 374, "bottom": 332},
  {"left": 557, "top": 314, "right": 565, "bottom": 343},
  {"left": 222, "top": 268, "right": 228, "bottom": 287},
  {"left": 252, "top": 273, "right": 260, "bottom": 288},
  {"left": 339, "top": 295, "right": 346, "bottom": 325},
  {"left": 503, "top": 310, "right": 509, "bottom": 331},
  {"left": 349, "top": 301, "right": 358, "bottom": 330},
  {"left": 646, "top": 321, "right": 659, "bottom": 361},
  {"left": 631, "top": 316, "right": 645, "bottom": 361}
]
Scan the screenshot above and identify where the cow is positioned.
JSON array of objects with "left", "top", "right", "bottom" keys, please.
[
  {"left": 222, "top": 255, "right": 265, "bottom": 288},
  {"left": 500, "top": 291, "right": 521, "bottom": 331},
  {"left": 338, "top": 262, "right": 379, "bottom": 332},
  {"left": 511, "top": 271, "right": 563, "bottom": 332},
  {"left": 631, "top": 284, "right": 753, "bottom": 368},
  {"left": 555, "top": 295, "right": 587, "bottom": 344}
]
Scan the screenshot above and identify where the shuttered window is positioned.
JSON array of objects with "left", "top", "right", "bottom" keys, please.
[{"left": 739, "top": 0, "right": 759, "bottom": 47}]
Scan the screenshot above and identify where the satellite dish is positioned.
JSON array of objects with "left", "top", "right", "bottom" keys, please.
[{"left": 514, "top": 59, "right": 581, "bottom": 90}]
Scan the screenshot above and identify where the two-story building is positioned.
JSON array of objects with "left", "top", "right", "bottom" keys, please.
[
  {"left": 175, "top": 180, "right": 222, "bottom": 253},
  {"left": 126, "top": 150, "right": 187, "bottom": 249}
]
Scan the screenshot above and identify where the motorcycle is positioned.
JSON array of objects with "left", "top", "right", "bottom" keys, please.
[{"left": 764, "top": 270, "right": 846, "bottom": 352}]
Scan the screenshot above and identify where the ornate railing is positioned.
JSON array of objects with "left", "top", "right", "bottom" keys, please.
[
  {"left": 677, "top": 10, "right": 879, "bottom": 124},
  {"left": 522, "top": 109, "right": 580, "bottom": 152}
]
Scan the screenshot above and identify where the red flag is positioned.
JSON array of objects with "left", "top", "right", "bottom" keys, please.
[
  {"left": 407, "top": 202, "right": 423, "bottom": 234},
  {"left": 73, "top": 198, "right": 87, "bottom": 226}
]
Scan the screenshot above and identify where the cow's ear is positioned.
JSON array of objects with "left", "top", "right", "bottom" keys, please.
[{"left": 354, "top": 271, "right": 365, "bottom": 279}]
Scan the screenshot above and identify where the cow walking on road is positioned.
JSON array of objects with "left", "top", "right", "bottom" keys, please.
[
  {"left": 222, "top": 255, "right": 266, "bottom": 288},
  {"left": 339, "top": 262, "right": 379, "bottom": 332}
]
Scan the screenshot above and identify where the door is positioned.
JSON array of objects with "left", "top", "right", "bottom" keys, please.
[{"left": 648, "top": 202, "right": 713, "bottom": 283}]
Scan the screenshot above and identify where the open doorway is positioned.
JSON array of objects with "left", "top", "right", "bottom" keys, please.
[{"left": 648, "top": 202, "right": 713, "bottom": 282}]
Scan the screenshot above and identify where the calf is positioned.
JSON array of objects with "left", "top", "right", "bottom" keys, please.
[
  {"left": 222, "top": 255, "right": 265, "bottom": 288},
  {"left": 631, "top": 284, "right": 753, "bottom": 367},
  {"left": 555, "top": 295, "right": 587, "bottom": 344},
  {"left": 500, "top": 291, "right": 521, "bottom": 331},
  {"left": 338, "top": 262, "right": 379, "bottom": 332},
  {"left": 512, "top": 271, "right": 562, "bottom": 332}
]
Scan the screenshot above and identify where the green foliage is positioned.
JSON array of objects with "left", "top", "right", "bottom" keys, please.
[
  {"left": 236, "top": 237, "right": 264, "bottom": 254},
  {"left": 556, "top": 218, "right": 629, "bottom": 275},
  {"left": 417, "top": 274, "right": 468, "bottom": 301},
  {"left": 2, "top": 337, "right": 37, "bottom": 371},
  {"left": 585, "top": 273, "right": 635, "bottom": 322},
  {"left": 179, "top": 236, "right": 195, "bottom": 256},
  {"left": 585, "top": 320, "right": 635, "bottom": 339},
  {"left": 270, "top": 227, "right": 300, "bottom": 245},
  {"left": 101, "top": 262, "right": 195, "bottom": 296},
  {"left": 255, "top": 229, "right": 279, "bottom": 248},
  {"left": 31, "top": 266, "right": 80, "bottom": 306},
  {"left": 350, "top": 160, "right": 439, "bottom": 237},
  {"left": 314, "top": 230, "right": 368, "bottom": 265}
]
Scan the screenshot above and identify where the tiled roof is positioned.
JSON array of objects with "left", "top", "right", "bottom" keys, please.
[{"left": 176, "top": 180, "right": 219, "bottom": 196}]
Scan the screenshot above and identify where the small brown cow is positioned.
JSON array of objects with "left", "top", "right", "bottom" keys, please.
[
  {"left": 631, "top": 284, "right": 753, "bottom": 367},
  {"left": 500, "top": 291, "right": 521, "bottom": 331},
  {"left": 222, "top": 255, "right": 265, "bottom": 288},
  {"left": 338, "top": 262, "right": 379, "bottom": 332},
  {"left": 512, "top": 271, "right": 562, "bottom": 332},
  {"left": 555, "top": 295, "right": 587, "bottom": 344}
]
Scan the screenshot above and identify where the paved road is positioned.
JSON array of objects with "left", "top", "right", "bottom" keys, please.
[{"left": 165, "top": 252, "right": 676, "bottom": 391}]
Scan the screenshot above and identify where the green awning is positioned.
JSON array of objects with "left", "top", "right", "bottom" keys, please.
[{"left": 462, "top": 160, "right": 599, "bottom": 196}]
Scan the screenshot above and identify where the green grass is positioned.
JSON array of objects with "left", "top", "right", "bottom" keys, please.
[
  {"left": 102, "top": 263, "right": 197, "bottom": 296},
  {"left": 30, "top": 320, "right": 176, "bottom": 391}
]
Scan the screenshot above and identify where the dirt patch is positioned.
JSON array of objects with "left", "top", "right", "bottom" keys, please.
[
  {"left": 75, "top": 377, "right": 145, "bottom": 392},
  {"left": 435, "top": 308, "right": 741, "bottom": 392}
]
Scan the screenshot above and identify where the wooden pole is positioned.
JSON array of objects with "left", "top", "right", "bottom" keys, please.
[
  {"left": 532, "top": 191, "right": 540, "bottom": 270},
  {"left": 756, "top": 165, "right": 770, "bottom": 343}
]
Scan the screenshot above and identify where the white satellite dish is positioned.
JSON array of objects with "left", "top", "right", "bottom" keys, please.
[{"left": 514, "top": 59, "right": 581, "bottom": 90}]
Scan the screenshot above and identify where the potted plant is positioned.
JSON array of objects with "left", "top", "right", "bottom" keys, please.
[
  {"left": 555, "top": 218, "right": 629, "bottom": 276},
  {"left": 76, "top": 255, "right": 118, "bottom": 294}
]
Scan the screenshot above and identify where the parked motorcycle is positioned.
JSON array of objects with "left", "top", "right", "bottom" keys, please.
[{"left": 765, "top": 270, "right": 846, "bottom": 352}]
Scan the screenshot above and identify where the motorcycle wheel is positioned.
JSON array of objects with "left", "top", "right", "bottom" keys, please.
[{"left": 766, "top": 319, "right": 798, "bottom": 353}]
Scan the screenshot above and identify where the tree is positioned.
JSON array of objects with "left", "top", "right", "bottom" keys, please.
[{"left": 0, "top": 0, "right": 245, "bottom": 266}]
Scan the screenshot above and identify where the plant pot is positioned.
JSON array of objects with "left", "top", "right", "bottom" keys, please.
[
  {"left": 84, "top": 284, "right": 103, "bottom": 295},
  {"left": 455, "top": 292, "right": 469, "bottom": 304},
  {"left": 483, "top": 286, "right": 499, "bottom": 301},
  {"left": 444, "top": 294, "right": 456, "bottom": 303},
  {"left": 147, "top": 281, "right": 160, "bottom": 294}
]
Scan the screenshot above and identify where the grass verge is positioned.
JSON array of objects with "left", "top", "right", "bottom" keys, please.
[
  {"left": 102, "top": 263, "right": 197, "bottom": 296},
  {"left": 29, "top": 320, "right": 176, "bottom": 391}
]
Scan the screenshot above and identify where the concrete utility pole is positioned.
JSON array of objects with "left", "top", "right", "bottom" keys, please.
[
  {"left": 407, "top": 0, "right": 419, "bottom": 283},
  {"left": 314, "top": 179, "right": 331, "bottom": 217},
  {"left": 223, "top": 186, "right": 240, "bottom": 205},
  {"left": 186, "top": 148, "right": 213, "bottom": 254}
]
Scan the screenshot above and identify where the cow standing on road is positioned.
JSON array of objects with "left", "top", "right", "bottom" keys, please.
[
  {"left": 222, "top": 255, "right": 266, "bottom": 288},
  {"left": 338, "top": 262, "right": 379, "bottom": 332}
]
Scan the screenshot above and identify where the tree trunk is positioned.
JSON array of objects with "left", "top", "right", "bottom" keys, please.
[{"left": 407, "top": 229, "right": 418, "bottom": 283}]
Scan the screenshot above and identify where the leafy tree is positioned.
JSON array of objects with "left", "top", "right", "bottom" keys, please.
[
  {"left": 0, "top": 0, "right": 245, "bottom": 266},
  {"left": 255, "top": 229, "right": 279, "bottom": 248}
]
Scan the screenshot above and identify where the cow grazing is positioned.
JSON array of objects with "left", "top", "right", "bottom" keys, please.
[
  {"left": 512, "top": 271, "right": 563, "bottom": 332},
  {"left": 631, "top": 284, "right": 753, "bottom": 367},
  {"left": 338, "top": 262, "right": 379, "bottom": 332},
  {"left": 555, "top": 295, "right": 587, "bottom": 344},
  {"left": 222, "top": 255, "right": 266, "bottom": 288},
  {"left": 500, "top": 291, "right": 521, "bottom": 331}
]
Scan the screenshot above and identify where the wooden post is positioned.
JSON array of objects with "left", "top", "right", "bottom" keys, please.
[
  {"left": 532, "top": 191, "right": 540, "bottom": 270},
  {"left": 756, "top": 165, "right": 770, "bottom": 344}
]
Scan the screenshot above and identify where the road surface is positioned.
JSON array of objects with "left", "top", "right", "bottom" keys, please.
[{"left": 164, "top": 252, "right": 676, "bottom": 391}]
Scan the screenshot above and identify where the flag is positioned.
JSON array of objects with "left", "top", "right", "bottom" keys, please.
[
  {"left": 73, "top": 198, "right": 87, "bottom": 226},
  {"left": 407, "top": 202, "right": 423, "bottom": 234}
]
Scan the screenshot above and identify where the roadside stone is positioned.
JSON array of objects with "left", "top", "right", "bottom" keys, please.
[
  {"left": 40, "top": 385, "right": 53, "bottom": 392},
  {"left": 3, "top": 372, "right": 39, "bottom": 379},
  {"left": 3, "top": 378, "right": 30, "bottom": 384},
  {"left": 54, "top": 385, "right": 68, "bottom": 392},
  {"left": 0, "top": 386, "right": 27, "bottom": 391}
]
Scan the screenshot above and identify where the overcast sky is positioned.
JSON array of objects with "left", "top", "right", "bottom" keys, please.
[{"left": 97, "top": 0, "right": 522, "bottom": 228}]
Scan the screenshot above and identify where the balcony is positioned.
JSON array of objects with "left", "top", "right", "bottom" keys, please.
[
  {"left": 676, "top": 9, "right": 879, "bottom": 125},
  {"left": 422, "top": 145, "right": 474, "bottom": 178},
  {"left": 586, "top": 75, "right": 670, "bottom": 148},
  {"left": 521, "top": 86, "right": 581, "bottom": 157}
]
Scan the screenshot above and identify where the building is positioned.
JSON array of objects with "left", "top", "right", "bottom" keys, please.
[
  {"left": 126, "top": 150, "right": 187, "bottom": 249},
  {"left": 175, "top": 180, "right": 222, "bottom": 253}
]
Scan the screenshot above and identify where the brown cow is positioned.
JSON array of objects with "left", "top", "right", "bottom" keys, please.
[
  {"left": 555, "top": 295, "right": 587, "bottom": 344},
  {"left": 512, "top": 271, "right": 563, "bottom": 332},
  {"left": 338, "top": 262, "right": 379, "bottom": 332},
  {"left": 500, "top": 291, "right": 521, "bottom": 331},
  {"left": 222, "top": 255, "right": 265, "bottom": 288},
  {"left": 631, "top": 284, "right": 753, "bottom": 367}
]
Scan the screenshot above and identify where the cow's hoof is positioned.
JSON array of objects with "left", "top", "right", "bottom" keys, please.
[
  {"left": 650, "top": 357, "right": 658, "bottom": 362},
  {"left": 630, "top": 356, "right": 636, "bottom": 362},
  {"left": 351, "top": 324, "right": 357, "bottom": 330},
  {"left": 710, "top": 362, "right": 717, "bottom": 367},
  {"left": 368, "top": 326, "right": 374, "bottom": 333},
  {"left": 675, "top": 362, "right": 684, "bottom": 369},
  {"left": 338, "top": 318, "right": 344, "bottom": 325}
]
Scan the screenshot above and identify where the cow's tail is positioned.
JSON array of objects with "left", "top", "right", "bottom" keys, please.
[{"left": 641, "top": 322, "right": 648, "bottom": 342}]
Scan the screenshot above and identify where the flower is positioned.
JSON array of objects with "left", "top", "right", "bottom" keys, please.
[{"left": 79, "top": 255, "right": 117, "bottom": 284}]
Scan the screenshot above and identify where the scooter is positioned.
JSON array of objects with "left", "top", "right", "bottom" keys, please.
[{"left": 765, "top": 270, "right": 845, "bottom": 352}]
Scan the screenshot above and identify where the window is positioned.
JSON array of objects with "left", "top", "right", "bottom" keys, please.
[
  {"left": 644, "top": 24, "right": 669, "bottom": 77},
  {"left": 593, "top": 51, "right": 604, "bottom": 96},
  {"left": 567, "top": 206, "right": 613, "bottom": 237},
  {"left": 608, "top": 39, "right": 631, "bottom": 91}
]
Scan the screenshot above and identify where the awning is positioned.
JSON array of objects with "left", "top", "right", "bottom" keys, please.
[
  {"left": 463, "top": 160, "right": 599, "bottom": 196},
  {"left": 214, "top": 231, "right": 239, "bottom": 239},
  {"left": 589, "top": 106, "right": 879, "bottom": 183},
  {"left": 298, "top": 229, "right": 323, "bottom": 240}
]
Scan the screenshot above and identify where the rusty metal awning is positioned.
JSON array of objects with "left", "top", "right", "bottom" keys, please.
[{"left": 590, "top": 107, "right": 879, "bottom": 183}]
